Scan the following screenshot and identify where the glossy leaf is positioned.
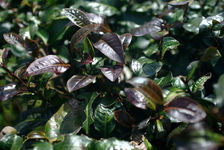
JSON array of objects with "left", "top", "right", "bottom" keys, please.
[
  {"left": 114, "top": 110, "right": 134, "bottom": 127},
  {"left": 124, "top": 88, "right": 149, "bottom": 110},
  {"left": 214, "top": 74, "right": 224, "bottom": 107},
  {"left": 54, "top": 134, "right": 92, "bottom": 150},
  {"left": 127, "top": 77, "right": 164, "bottom": 105},
  {"left": 67, "top": 75, "right": 96, "bottom": 93},
  {"left": 183, "top": 17, "right": 203, "bottom": 34},
  {"left": 143, "top": 61, "right": 163, "bottom": 77},
  {"left": 3, "top": 33, "right": 24, "bottom": 47},
  {"left": 83, "top": 2, "right": 120, "bottom": 17},
  {"left": 200, "top": 12, "right": 224, "bottom": 29},
  {"left": 94, "top": 103, "right": 116, "bottom": 137},
  {"left": 162, "top": 37, "right": 180, "bottom": 59},
  {"left": 100, "top": 65, "right": 123, "bottom": 82},
  {"left": 192, "top": 73, "right": 212, "bottom": 93},
  {"left": 168, "top": 0, "right": 190, "bottom": 6},
  {"left": 155, "top": 72, "right": 173, "bottom": 87},
  {"left": 83, "top": 92, "right": 99, "bottom": 135},
  {"left": 33, "top": 142, "right": 53, "bottom": 150},
  {"left": 131, "top": 18, "right": 166, "bottom": 40},
  {"left": 27, "top": 131, "right": 48, "bottom": 140},
  {"left": 165, "top": 97, "right": 206, "bottom": 123},
  {"left": 187, "top": 60, "right": 200, "bottom": 80},
  {"left": 0, "top": 83, "right": 18, "bottom": 102},
  {"left": 94, "top": 33, "right": 124, "bottom": 63},
  {"left": 0, "top": 134, "right": 23, "bottom": 150},
  {"left": 119, "top": 33, "right": 132, "bottom": 50},
  {"left": 25, "top": 55, "right": 70, "bottom": 76},
  {"left": 62, "top": 8, "right": 90, "bottom": 27},
  {"left": 201, "top": 46, "right": 221, "bottom": 62},
  {"left": 70, "top": 24, "right": 102, "bottom": 49},
  {"left": 86, "top": 13, "right": 111, "bottom": 31},
  {"left": 87, "top": 138, "right": 135, "bottom": 150},
  {"left": 0, "top": 49, "right": 8, "bottom": 65}
]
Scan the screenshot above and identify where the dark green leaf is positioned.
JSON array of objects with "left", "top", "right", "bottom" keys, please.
[
  {"left": 192, "top": 73, "right": 212, "bottom": 93},
  {"left": 214, "top": 74, "right": 224, "bottom": 107},
  {"left": 33, "top": 142, "right": 53, "bottom": 150},
  {"left": 0, "top": 134, "right": 23, "bottom": 150},
  {"left": 162, "top": 37, "right": 179, "bottom": 59},
  {"left": 165, "top": 97, "right": 206, "bottom": 123},
  {"left": 155, "top": 72, "right": 173, "bottom": 87},
  {"left": 201, "top": 46, "right": 221, "bottom": 62},
  {"left": 183, "top": 17, "right": 203, "bottom": 34},
  {"left": 66, "top": 75, "right": 96, "bottom": 93},
  {"left": 187, "top": 60, "right": 199, "bottom": 80},
  {"left": 143, "top": 61, "right": 163, "bottom": 77}
]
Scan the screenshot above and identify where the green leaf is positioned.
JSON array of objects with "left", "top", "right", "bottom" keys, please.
[
  {"left": 83, "top": 2, "right": 120, "bottom": 17},
  {"left": 83, "top": 92, "right": 99, "bottom": 135},
  {"left": 54, "top": 134, "right": 92, "bottom": 150},
  {"left": 94, "top": 103, "right": 116, "bottom": 137},
  {"left": 143, "top": 43, "right": 159, "bottom": 57},
  {"left": 192, "top": 73, "right": 212, "bottom": 93},
  {"left": 0, "top": 134, "right": 23, "bottom": 150},
  {"left": 200, "top": 12, "right": 224, "bottom": 29},
  {"left": 183, "top": 17, "right": 203, "bottom": 34},
  {"left": 162, "top": 37, "right": 180, "bottom": 59},
  {"left": 214, "top": 74, "right": 224, "bottom": 107},
  {"left": 187, "top": 60, "right": 199, "bottom": 80},
  {"left": 36, "top": 28, "right": 49, "bottom": 45},
  {"left": 201, "top": 46, "right": 221, "bottom": 62},
  {"left": 86, "top": 138, "right": 135, "bottom": 150},
  {"left": 143, "top": 61, "right": 163, "bottom": 77},
  {"left": 33, "top": 142, "right": 53, "bottom": 150},
  {"left": 155, "top": 72, "right": 173, "bottom": 87}
]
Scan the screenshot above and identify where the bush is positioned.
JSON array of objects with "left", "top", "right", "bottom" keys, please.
[{"left": 0, "top": 0, "right": 224, "bottom": 149}]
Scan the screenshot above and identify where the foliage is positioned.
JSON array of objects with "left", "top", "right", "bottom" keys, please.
[{"left": 0, "top": 0, "right": 224, "bottom": 149}]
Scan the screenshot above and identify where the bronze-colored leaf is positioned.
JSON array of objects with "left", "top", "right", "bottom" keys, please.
[
  {"left": 25, "top": 55, "right": 70, "bottom": 77},
  {"left": 0, "top": 48, "right": 8, "bottom": 65},
  {"left": 165, "top": 97, "right": 206, "bottom": 123},
  {"left": 24, "top": 38, "right": 39, "bottom": 57},
  {"left": 0, "top": 83, "right": 18, "bottom": 101},
  {"left": 100, "top": 65, "right": 123, "bottom": 82},
  {"left": 168, "top": 0, "right": 190, "bottom": 6},
  {"left": 66, "top": 75, "right": 96, "bottom": 93},
  {"left": 114, "top": 110, "right": 135, "bottom": 127},
  {"left": 127, "top": 77, "right": 164, "bottom": 105},
  {"left": 94, "top": 33, "right": 124, "bottom": 63},
  {"left": 70, "top": 24, "right": 102, "bottom": 49},
  {"left": 119, "top": 33, "right": 132, "bottom": 50},
  {"left": 3, "top": 33, "right": 24, "bottom": 47}
]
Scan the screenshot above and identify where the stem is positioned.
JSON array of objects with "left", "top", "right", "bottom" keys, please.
[{"left": 158, "top": 37, "right": 164, "bottom": 61}]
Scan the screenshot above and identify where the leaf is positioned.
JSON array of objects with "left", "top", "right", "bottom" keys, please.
[
  {"left": 36, "top": 28, "right": 49, "bottom": 45},
  {"left": 83, "top": 92, "right": 99, "bottom": 135},
  {"left": 66, "top": 75, "right": 96, "bottom": 93},
  {"left": 183, "top": 17, "right": 203, "bottom": 34},
  {"left": 114, "top": 110, "right": 135, "bottom": 127},
  {"left": 54, "top": 134, "right": 92, "bottom": 150},
  {"left": 94, "top": 33, "right": 124, "bottom": 63},
  {"left": 83, "top": 2, "right": 120, "bottom": 17},
  {"left": 100, "top": 65, "right": 123, "bottom": 82},
  {"left": 155, "top": 72, "right": 173, "bottom": 87},
  {"left": 192, "top": 73, "right": 212, "bottom": 93},
  {"left": 0, "top": 134, "right": 23, "bottom": 150},
  {"left": 131, "top": 18, "right": 166, "bottom": 40},
  {"left": 0, "top": 49, "right": 8, "bottom": 65},
  {"left": 165, "top": 97, "right": 206, "bottom": 123},
  {"left": 200, "top": 12, "right": 224, "bottom": 29},
  {"left": 86, "top": 138, "right": 135, "bottom": 150},
  {"left": 33, "top": 142, "right": 53, "bottom": 150},
  {"left": 24, "top": 38, "right": 39, "bottom": 57},
  {"left": 127, "top": 77, "right": 164, "bottom": 105},
  {"left": 214, "top": 74, "right": 224, "bottom": 108},
  {"left": 62, "top": 8, "right": 90, "bottom": 27},
  {"left": 45, "top": 100, "right": 85, "bottom": 139},
  {"left": 119, "top": 33, "right": 132, "bottom": 50},
  {"left": 124, "top": 88, "right": 150, "bottom": 110},
  {"left": 0, "top": 83, "right": 19, "bottom": 102},
  {"left": 70, "top": 24, "right": 102, "bottom": 49},
  {"left": 168, "top": 0, "right": 190, "bottom": 6},
  {"left": 94, "top": 103, "right": 116, "bottom": 137},
  {"left": 162, "top": 37, "right": 180, "bottom": 59},
  {"left": 86, "top": 13, "right": 111, "bottom": 31},
  {"left": 25, "top": 55, "right": 70, "bottom": 76},
  {"left": 3, "top": 33, "right": 24, "bottom": 47},
  {"left": 187, "top": 60, "right": 200, "bottom": 80},
  {"left": 27, "top": 131, "right": 48, "bottom": 140},
  {"left": 143, "top": 61, "right": 163, "bottom": 77},
  {"left": 201, "top": 46, "right": 221, "bottom": 62}
]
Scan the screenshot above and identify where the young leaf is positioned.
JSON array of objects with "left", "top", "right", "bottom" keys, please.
[
  {"left": 119, "top": 33, "right": 132, "bottom": 50},
  {"left": 192, "top": 73, "right": 212, "bottom": 93},
  {"left": 114, "top": 110, "right": 135, "bottom": 127},
  {"left": 162, "top": 37, "right": 180, "bottom": 59},
  {"left": 94, "top": 33, "right": 124, "bottom": 64},
  {"left": 124, "top": 88, "right": 149, "bottom": 110},
  {"left": 3, "top": 33, "right": 24, "bottom": 47},
  {"left": 66, "top": 75, "right": 96, "bottom": 93},
  {"left": 62, "top": 8, "right": 90, "bottom": 27},
  {"left": 127, "top": 77, "right": 164, "bottom": 105},
  {"left": 0, "top": 83, "right": 19, "bottom": 102},
  {"left": 94, "top": 103, "right": 116, "bottom": 137},
  {"left": 165, "top": 97, "right": 206, "bottom": 123},
  {"left": 100, "top": 65, "right": 123, "bottom": 82},
  {"left": 25, "top": 55, "right": 70, "bottom": 76},
  {"left": 131, "top": 18, "right": 166, "bottom": 40},
  {"left": 70, "top": 24, "right": 102, "bottom": 49}
]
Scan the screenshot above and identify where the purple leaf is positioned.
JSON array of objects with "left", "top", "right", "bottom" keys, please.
[
  {"left": 131, "top": 18, "right": 166, "bottom": 40},
  {"left": 67, "top": 75, "right": 96, "bottom": 93},
  {"left": 94, "top": 33, "right": 124, "bottom": 63},
  {"left": 114, "top": 110, "right": 135, "bottom": 127},
  {"left": 25, "top": 55, "right": 70, "bottom": 77},
  {"left": 127, "top": 77, "right": 164, "bottom": 105},
  {"left": 3, "top": 33, "right": 24, "bottom": 47},
  {"left": 165, "top": 97, "right": 206, "bottom": 123},
  {"left": 119, "top": 33, "right": 132, "bottom": 50},
  {"left": 100, "top": 65, "right": 123, "bottom": 82},
  {"left": 124, "top": 88, "right": 148, "bottom": 110},
  {"left": 168, "top": 0, "right": 190, "bottom": 6},
  {"left": 0, "top": 83, "right": 19, "bottom": 101}
]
